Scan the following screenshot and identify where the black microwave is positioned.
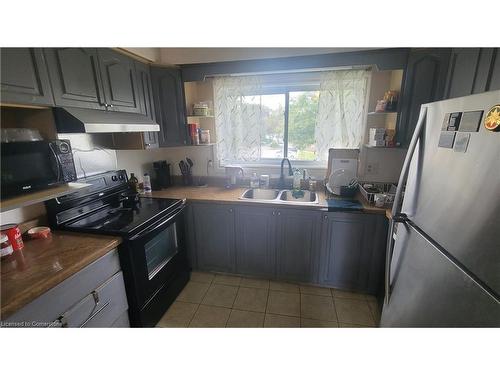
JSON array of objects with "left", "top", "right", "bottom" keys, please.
[{"left": 1, "top": 140, "right": 77, "bottom": 199}]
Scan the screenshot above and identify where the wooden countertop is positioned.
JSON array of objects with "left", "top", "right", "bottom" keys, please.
[
  {"left": 148, "top": 186, "right": 389, "bottom": 215},
  {"left": 1, "top": 231, "right": 122, "bottom": 320}
]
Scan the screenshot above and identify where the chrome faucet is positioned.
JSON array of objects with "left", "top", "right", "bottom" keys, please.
[{"left": 278, "top": 158, "right": 293, "bottom": 189}]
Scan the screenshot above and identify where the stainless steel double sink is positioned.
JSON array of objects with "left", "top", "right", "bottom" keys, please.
[{"left": 239, "top": 188, "right": 319, "bottom": 205}]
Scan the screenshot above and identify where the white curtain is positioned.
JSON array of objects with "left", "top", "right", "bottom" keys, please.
[
  {"left": 315, "top": 69, "right": 371, "bottom": 160},
  {"left": 213, "top": 76, "right": 264, "bottom": 165}
]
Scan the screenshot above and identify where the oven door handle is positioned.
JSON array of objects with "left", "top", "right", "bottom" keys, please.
[{"left": 129, "top": 203, "right": 185, "bottom": 241}]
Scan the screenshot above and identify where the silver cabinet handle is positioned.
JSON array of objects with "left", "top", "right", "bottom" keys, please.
[
  {"left": 79, "top": 301, "right": 111, "bottom": 327},
  {"left": 228, "top": 208, "right": 233, "bottom": 213},
  {"left": 277, "top": 211, "right": 281, "bottom": 216},
  {"left": 323, "top": 215, "right": 328, "bottom": 220},
  {"left": 272, "top": 211, "right": 275, "bottom": 216},
  {"left": 385, "top": 106, "right": 427, "bottom": 305}
]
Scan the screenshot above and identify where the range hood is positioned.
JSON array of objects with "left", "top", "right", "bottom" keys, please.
[{"left": 52, "top": 107, "right": 160, "bottom": 133}]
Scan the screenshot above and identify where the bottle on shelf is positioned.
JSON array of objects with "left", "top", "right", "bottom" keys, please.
[
  {"left": 129, "top": 173, "right": 139, "bottom": 192},
  {"left": 250, "top": 172, "right": 259, "bottom": 188},
  {"left": 143, "top": 173, "right": 152, "bottom": 192}
]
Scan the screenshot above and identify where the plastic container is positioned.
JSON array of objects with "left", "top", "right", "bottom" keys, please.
[
  {"left": 199, "top": 129, "right": 210, "bottom": 144},
  {"left": 250, "top": 173, "right": 259, "bottom": 188},
  {"left": 293, "top": 169, "right": 302, "bottom": 190},
  {"left": 1, "top": 234, "right": 14, "bottom": 257},
  {"left": 259, "top": 175, "right": 270, "bottom": 189},
  {"left": 143, "top": 173, "right": 152, "bottom": 192}
]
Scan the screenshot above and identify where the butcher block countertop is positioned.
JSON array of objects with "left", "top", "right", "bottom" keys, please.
[
  {"left": 149, "top": 186, "right": 389, "bottom": 216},
  {"left": 1, "top": 231, "right": 121, "bottom": 320}
]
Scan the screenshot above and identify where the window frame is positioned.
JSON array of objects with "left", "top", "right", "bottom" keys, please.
[{"left": 232, "top": 83, "right": 324, "bottom": 167}]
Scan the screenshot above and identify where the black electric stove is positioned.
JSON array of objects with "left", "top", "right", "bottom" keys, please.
[
  {"left": 45, "top": 170, "right": 190, "bottom": 327},
  {"left": 65, "top": 196, "right": 182, "bottom": 237}
]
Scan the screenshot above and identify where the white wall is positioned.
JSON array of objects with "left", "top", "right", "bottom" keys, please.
[{"left": 121, "top": 48, "right": 161, "bottom": 63}]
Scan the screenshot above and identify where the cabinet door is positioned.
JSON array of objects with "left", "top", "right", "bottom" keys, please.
[
  {"left": 135, "top": 61, "right": 159, "bottom": 149},
  {"left": 0, "top": 48, "right": 54, "bottom": 106},
  {"left": 397, "top": 49, "right": 450, "bottom": 146},
  {"left": 235, "top": 206, "right": 276, "bottom": 278},
  {"left": 192, "top": 203, "right": 236, "bottom": 273},
  {"left": 319, "top": 212, "right": 387, "bottom": 294},
  {"left": 44, "top": 48, "right": 105, "bottom": 110},
  {"left": 151, "top": 66, "right": 188, "bottom": 147},
  {"left": 97, "top": 49, "right": 141, "bottom": 113},
  {"left": 488, "top": 49, "right": 500, "bottom": 91},
  {"left": 276, "top": 208, "right": 321, "bottom": 283}
]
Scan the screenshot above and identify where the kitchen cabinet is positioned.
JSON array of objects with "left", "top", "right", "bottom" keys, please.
[
  {"left": 5, "top": 249, "right": 129, "bottom": 327},
  {"left": 135, "top": 61, "right": 159, "bottom": 149},
  {"left": 44, "top": 48, "right": 105, "bottom": 110},
  {"left": 444, "top": 48, "right": 500, "bottom": 99},
  {"left": 397, "top": 48, "right": 451, "bottom": 146},
  {"left": 235, "top": 206, "right": 276, "bottom": 278},
  {"left": 97, "top": 49, "right": 141, "bottom": 113},
  {"left": 319, "top": 212, "right": 387, "bottom": 294},
  {"left": 192, "top": 203, "right": 236, "bottom": 273},
  {"left": 151, "top": 66, "right": 188, "bottom": 147},
  {"left": 275, "top": 208, "right": 321, "bottom": 283},
  {"left": 0, "top": 48, "right": 54, "bottom": 106}
]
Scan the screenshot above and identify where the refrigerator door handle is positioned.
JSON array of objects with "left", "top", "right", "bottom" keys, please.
[{"left": 385, "top": 106, "right": 427, "bottom": 305}]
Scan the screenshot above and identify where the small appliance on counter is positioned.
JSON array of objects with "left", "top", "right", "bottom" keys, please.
[
  {"left": 153, "top": 160, "right": 172, "bottom": 189},
  {"left": 45, "top": 170, "right": 190, "bottom": 327}
]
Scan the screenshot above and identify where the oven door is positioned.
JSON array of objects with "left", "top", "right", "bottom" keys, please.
[
  {"left": 124, "top": 204, "right": 187, "bottom": 308},
  {"left": 1, "top": 140, "right": 63, "bottom": 198}
]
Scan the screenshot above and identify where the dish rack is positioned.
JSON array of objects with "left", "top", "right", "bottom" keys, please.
[{"left": 359, "top": 182, "right": 399, "bottom": 205}]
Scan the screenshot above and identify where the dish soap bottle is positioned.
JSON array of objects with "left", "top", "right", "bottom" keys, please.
[
  {"left": 129, "top": 173, "right": 139, "bottom": 192},
  {"left": 143, "top": 173, "right": 152, "bottom": 193},
  {"left": 250, "top": 172, "right": 259, "bottom": 188},
  {"left": 293, "top": 169, "right": 302, "bottom": 190}
]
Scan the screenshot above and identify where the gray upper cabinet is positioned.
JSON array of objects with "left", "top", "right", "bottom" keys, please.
[
  {"left": 192, "top": 203, "right": 236, "bottom": 273},
  {"left": 151, "top": 66, "right": 188, "bottom": 147},
  {"left": 235, "top": 206, "right": 276, "bottom": 278},
  {"left": 135, "top": 61, "right": 158, "bottom": 149},
  {"left": 44, "top": 48, "right": 105, "bottom": 110},
  {"left": 275, "top": 208, "right": 321, "bottom": 283},
  {"left": 97, "top": 49, "right": 141, "bottom": 113},
  {"left": 319, "top": 212, "right": 387, "bottom": 294},
  {"left": 444, "top": 48, "right": 500, "bottom": 99},
  {"left": 0, "top": 48, "right": 54, "bottom": 106},
  {"left": 397, "top": 48, "right": 450, "bottom": 147}
]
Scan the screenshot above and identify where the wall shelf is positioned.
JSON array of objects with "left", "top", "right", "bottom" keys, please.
[
  {"left": 367, "top": 111, "right": 398, "bottom": 115},
  {"left": 184, "top": 143, "right": 215, "bottom": 147},
  {"left": 187, "top": 115, "right": 214, "bottom": 119},
  {"left": 0, "top": 182, "right": 90, "bottom": 213}
]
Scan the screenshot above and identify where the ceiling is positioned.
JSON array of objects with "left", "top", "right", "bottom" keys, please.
[{"left": 160, "top": 48, "right": 372, "bottom": 65}]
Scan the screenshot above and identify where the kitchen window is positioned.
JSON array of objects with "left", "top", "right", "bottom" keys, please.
[{"left": 213, "top": 69, "right": 371, "bottom": 166}]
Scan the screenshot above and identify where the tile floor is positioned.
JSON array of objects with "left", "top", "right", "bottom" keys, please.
[{"left": 156, "top": 272, "right": 380, "bottom": 328}]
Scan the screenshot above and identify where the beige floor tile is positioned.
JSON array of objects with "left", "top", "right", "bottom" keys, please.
[
  {"left": 368, "top": 300, "right": 381, "bottom": 325},
  {"left": 202, "top": 284, "right": 238, "bottom": 308},
  {"left": 156, "top": 301, "right": 198, "bottom": 328},
  {"left": 240, "top": 277, "right": 270, "bottom": 289},
  {"left": 332, "top": 289, "right": 369, "bottom": 301},
  {"left": 301, "top": 294, "right": 337, "bottom": 321},
  {"left": 264, "top": 313, "right": 300, "bottom": 328},
  {"left": 176, "top": 281, "right": 210, "bottom": 304},
  {"left": 266, "top": 290, "right": 300, "bottom": 317},
  {"left": 300, "top": 285, "right": 332, "bottom": 296},
  {"left": 190, "top": 271, "right": 215, "bottom": 284},
  {"left": 189, "top": 305, "right": 231, "bottom": 327},
  {"left": 269, "top": 281, "right": 300, "bottom": 293},
  {"left": 301, "top": 318, "right": 339, "bottom": 328},
  {"left": 213, "top": 274, "right": 241, "bottom": 286},
  {"left": 335, "top": 298, "right": 376, "bottom": 327},
  {"left": 232, "top": 287, "right": 268, "bottom": 312},
  {"left": 339, "top": 323, "right": 375, "bottom": 328},
  {"left": 226, "top": 310, "right": 265, "bottom": 328}
]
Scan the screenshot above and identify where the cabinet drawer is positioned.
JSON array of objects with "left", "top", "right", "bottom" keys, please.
[{"left": 59, "top": 271, "right": 128, "bottom": 328}]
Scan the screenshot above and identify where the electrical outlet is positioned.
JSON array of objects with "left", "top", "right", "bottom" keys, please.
[{"left": 366, "top": 162, "right": 379, "bottom": 174}]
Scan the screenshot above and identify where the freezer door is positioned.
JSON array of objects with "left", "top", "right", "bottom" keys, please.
[
  {"left": 402, "top": 90, "right": 500, "bottom": 293},
  {"left": 381, "top": 223, "right": 500, "bottom": 327}
]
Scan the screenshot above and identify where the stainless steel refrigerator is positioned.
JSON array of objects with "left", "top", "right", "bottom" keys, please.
[{"left": 380, "top": 90, "right": 500, "bottom": 327}]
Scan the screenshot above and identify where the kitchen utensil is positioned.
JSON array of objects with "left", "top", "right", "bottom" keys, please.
[
  {"left": 179, "top": 160, "right": 187, "bottom": 175},
  {"left": 27, "top": 226, "right": 52, "bottom": 239},
  {"left": 328, "top": 168, "right": 356, "bottom": 195},
  {"left": 186, "top": 158, "right": 194, "bottom": 173},
  {"left": 374, "top": 193, "right": 388, "bottom": 207}
]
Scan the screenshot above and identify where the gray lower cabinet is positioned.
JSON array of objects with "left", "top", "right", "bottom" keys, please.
[
  {"left": 319, "top": 212, "right": 387, "bottom": 294},
  {"left": 235, "top": 206, "right": 276, "bottom": 278},
  {"left": 44, "top": 48, "right": 106, "bottom": 110},
  {"left": 192, "top": 203, "right": 236, "bottom": 273},
  {"left": 0, "top": 48, "right": 54, "bottom": 106},
  {"left": 6, "top": 249, "right": 129, "bottom": 327},
  {"left": 275, "top": 208, "right": 321, "bottom": 283}
]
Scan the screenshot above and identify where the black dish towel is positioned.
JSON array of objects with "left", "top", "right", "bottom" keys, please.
[{"left": 326, "top": 198, "right": 363, "bottom": 212}]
